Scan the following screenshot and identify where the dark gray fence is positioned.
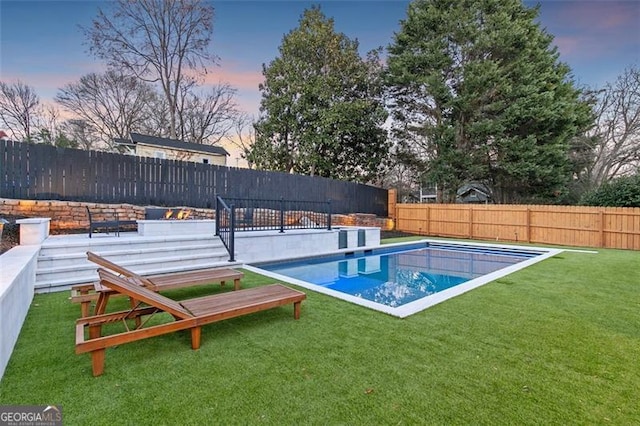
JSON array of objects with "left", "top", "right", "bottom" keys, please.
[{"left": 0, "top": 140, "right": 388, "bottom": 216}]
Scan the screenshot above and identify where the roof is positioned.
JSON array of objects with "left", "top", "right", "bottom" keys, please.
[
  {"left": 117, "top": 133, "right": 229, "bottom": 156},
  {"left": 114, "top": 137, "right": 132, "bottom": 146},
  {"left": 457, "top": 182, "right": 491, "bottom": 198}
]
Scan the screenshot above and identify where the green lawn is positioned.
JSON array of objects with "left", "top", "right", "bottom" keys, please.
[{"left": 1, "top": 238, "right": 639, "bottom": 425}]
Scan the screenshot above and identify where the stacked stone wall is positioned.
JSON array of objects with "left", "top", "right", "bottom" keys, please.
[{"left": 1, "top": 198, "right": 394, "bottom": 232}]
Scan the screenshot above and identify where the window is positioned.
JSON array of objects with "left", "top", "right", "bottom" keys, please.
[{"left": 202, "top": 158, "right": 209, "bottom": 164}]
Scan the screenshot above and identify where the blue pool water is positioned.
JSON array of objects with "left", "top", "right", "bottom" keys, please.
[{"left": 257, "top": 242, "right": 545, "bottom": 310}]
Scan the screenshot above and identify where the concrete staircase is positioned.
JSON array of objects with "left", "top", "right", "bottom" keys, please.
[{"left": 34, "top": 233, "right": 238, "bottom": 293}]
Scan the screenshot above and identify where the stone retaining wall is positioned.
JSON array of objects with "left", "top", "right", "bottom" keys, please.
[
  {"left": 0, "top": 198, "right": 393, "bottom": 232},
  {"left": 332, "top": 213, "right": 393, "bottom": 230},
  {"left": 0, "top": 198, "right": 215, "bottom": 231}
]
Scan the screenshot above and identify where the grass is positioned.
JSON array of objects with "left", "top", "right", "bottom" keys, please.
[{"left": 1, "top": 238, "right": 639, "bottom": 425}]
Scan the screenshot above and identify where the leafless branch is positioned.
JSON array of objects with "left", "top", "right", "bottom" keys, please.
[
  {"left": 0, "top": 80, "right": 40, "bottom": 141},
  {"left": 84, "top": 0, "right": 216, "bottom": 138}
]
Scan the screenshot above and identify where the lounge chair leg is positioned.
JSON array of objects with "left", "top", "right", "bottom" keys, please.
[
  {"left": 294, "top": 301, "right": 301, "bottom": 320},
  {"left": 130, "top": 297, "right": 142, "bottom": 328},
  {"left": 191, "top": 327, "right": 202, "bottom": 349},
  {"left": 91, "top": 349, "right": 105, "bottom": 377},
  {"left": 80, "top": 301, "right": 90, "bottom": 318},
  {"left": 233, "top": 278, "right": 241, "bottom": 291},
  {"left": 94, "top": 292, "right": 110, "bottom": 316},
  {"left": 89, "top": 324, "right": 102, "bottom": 339}
]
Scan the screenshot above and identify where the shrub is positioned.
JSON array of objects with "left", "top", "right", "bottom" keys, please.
[{"left": 581, "top": 174, "right": 640, "bottom": 207}]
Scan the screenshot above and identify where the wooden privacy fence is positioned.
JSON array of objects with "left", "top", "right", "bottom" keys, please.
[
  {"left": 0, "top": 140, "right": 388, "bottom": 216},
  {"left": 395, "top": 204, "right": 640, "bottom": 250}
]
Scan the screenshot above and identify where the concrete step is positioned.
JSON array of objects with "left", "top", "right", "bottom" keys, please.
[
  {"left": 38, "top": 233, "right": 221, "bottom": 257},
  {"left": 36, "top": 250, "right": 231, "bottom": 286},
  {"left": 33, "top": 233, "right": 238, "bottom": 293},
  {"left": 35, "top": 258, "right": 242, "bottom": 293},
  {"left": 36, "top": 241, "right": 225, "bottom": 269}
]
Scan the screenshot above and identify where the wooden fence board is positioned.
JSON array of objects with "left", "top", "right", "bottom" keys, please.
[
  {"left": 395, "top": 203, "right": 640, "bottom": 250},
  {"left": 0, "top": 140, "right": 387, "bottom": 215}
]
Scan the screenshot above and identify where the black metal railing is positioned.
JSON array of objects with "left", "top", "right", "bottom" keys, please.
[
  {"left": 220, "top": 197, "right": 332, "bottom": 233},
  {"left": 215, "top": 196, "right": 235, "bottom": 262},
  {"left": 214, "top": 196, "right": 333, "bottom": 261}
]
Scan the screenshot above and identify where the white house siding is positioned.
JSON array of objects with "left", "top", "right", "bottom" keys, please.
[{"left": 136, "top": 144, "right": 226, "bottom": 165}]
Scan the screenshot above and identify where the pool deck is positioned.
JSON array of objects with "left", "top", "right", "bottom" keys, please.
[{"left": 246, "top": 239, "right": 564, "bottom": 318}]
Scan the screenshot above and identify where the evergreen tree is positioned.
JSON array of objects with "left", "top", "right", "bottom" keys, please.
[
  {"left": 248, "top": 7, "right": 389, "bottom": 183},
  {"left": 386, "top": 0, "right": 592, "bottom": 202}
]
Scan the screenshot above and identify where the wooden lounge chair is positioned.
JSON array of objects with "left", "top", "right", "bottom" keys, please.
[
  {"left": 71, "top": 251, "right": 244, "bottom": 317},
  {"left": 76, "top": 268, "right": 306, "bottom": 376}
]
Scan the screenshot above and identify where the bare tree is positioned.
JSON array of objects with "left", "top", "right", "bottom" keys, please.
[
  {"left": 55, "top": 71, "right": 157, "bottom": 149},
  {"left": 225, "top": 113, "right": 256, "bottom": 168},
  {"left": 138, "top": 95, "right": 171, "bottom": 138},
  {"left": 61, "top": 119, "right": 101, "bottom": 151},
  {"left": 32, "top": 103, "right": 63, "bottom": 144},
  {"left": 0, "top": 80, "right": 40, "bottom": 141},
  {"left": 584, "top": 66, "right": 640, "bottom": 187},
  {"left": 85, "top": 0, "right": 215, "bottom": 139},
  {"left": 178, "top": 83, "right": 239, "bottom": 145}
]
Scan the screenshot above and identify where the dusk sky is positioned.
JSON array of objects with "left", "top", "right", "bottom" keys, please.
[{"left": 1, "top": 0, "right": 639, "bottom": 120}]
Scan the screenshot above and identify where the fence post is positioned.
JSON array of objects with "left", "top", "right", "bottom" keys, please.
[
  {"left": 598, "top": 209, "right": 605, "bottom": 248},
  {"left": 388, "top": 189, "right": 397, "bottom": 220},
  {"left": 327, "top": 199, "right": 332, "bottom": 230},
  {"left": 279, "top": 197, "right": 285, "bottom": 233},
  {"left": 425, "top": 205, "right": 430, "bottom": 236},
  {"left": 229, "top": 204, "right": 235, "bottom": 262},
  {"left": 526, "top": 207, "right": 531, "bottom": 243},
  {"left": 215, "top": 196, "right": 220, "bottom": 236}
]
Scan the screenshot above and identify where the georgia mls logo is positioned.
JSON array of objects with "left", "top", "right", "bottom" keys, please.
[
  {"left": 43, "top": 406, "right": 61, "bottom": 420},
  {"left": 0, "top": 405, "right": 62, "bottom": 425}
]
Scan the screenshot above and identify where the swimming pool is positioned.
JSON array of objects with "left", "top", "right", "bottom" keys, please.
[{"left": 247, "top": 240, "right": 562, "bottom": 317}]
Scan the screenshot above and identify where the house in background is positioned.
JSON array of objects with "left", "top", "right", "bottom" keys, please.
[
  {"left": 456, "top": 182, "right": 492, "bottom": 203},
  {"left": 115, "top": 132, "right": 229, "bottom": 165},
  {"left": 410, "top": 181, "right": 492, "bottom": 203},
  {"left": 419, "top": 184, "right": 437, "bottom": 203}
]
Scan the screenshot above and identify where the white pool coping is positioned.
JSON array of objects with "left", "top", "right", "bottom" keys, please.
[{"left": 245, "top": 238, "right": 564, "bottom": 318}]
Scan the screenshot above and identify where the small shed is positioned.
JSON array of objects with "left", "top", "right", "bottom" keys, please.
[{"left": 456, "top": 183, "right": 492, "bottom": 204}]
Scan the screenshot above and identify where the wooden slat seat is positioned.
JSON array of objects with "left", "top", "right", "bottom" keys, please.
[
  {"left": 76, "top": 269, "right": 306, "bottom": 376},
  {"left": 181, "top": 284, "right": 305, "bottom": 318},
  {"left": 71, "top": 252, "right": 244, "bottom": 317},
  {"left": 93, "top": 268, "right": 243, "bottom": 293}
]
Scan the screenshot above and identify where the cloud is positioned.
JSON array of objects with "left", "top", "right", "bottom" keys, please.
[
  {"left": 40, "top": 99, "right": 77, "bottom": 121},
  {"left": 2, "top": 72, "right": 76, "bottom": 90},
  {"left": 552, "top": 36, "right": 581, "bottom": 56},
  {"left": 542, "top": 1, "right": 640, "bottom": 62},
  {"left": 235, "top": 90, "right": 262, "bottom": 116},
  {"left": 201, "top": 63, "right": 264, "bottom": 91},
  {"left": 196, "top": 62, "right": 265, "bottom": 115},
  {"left": 556, "top": 1, "right": 639, "bottom": 32},
  {"left": 0, "top": 61, "right": 106, "bottom": 100}
]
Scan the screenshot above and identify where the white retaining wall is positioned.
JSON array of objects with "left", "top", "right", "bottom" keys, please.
[
  {"left": 234, "top": 227, "right": 381, "bottom": 263},
  {"left": 0, "top": 245, "right": 39, "bottom": 380},
  {"left": 137, "top": 219, "right": 216, "bottom": 236}
]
